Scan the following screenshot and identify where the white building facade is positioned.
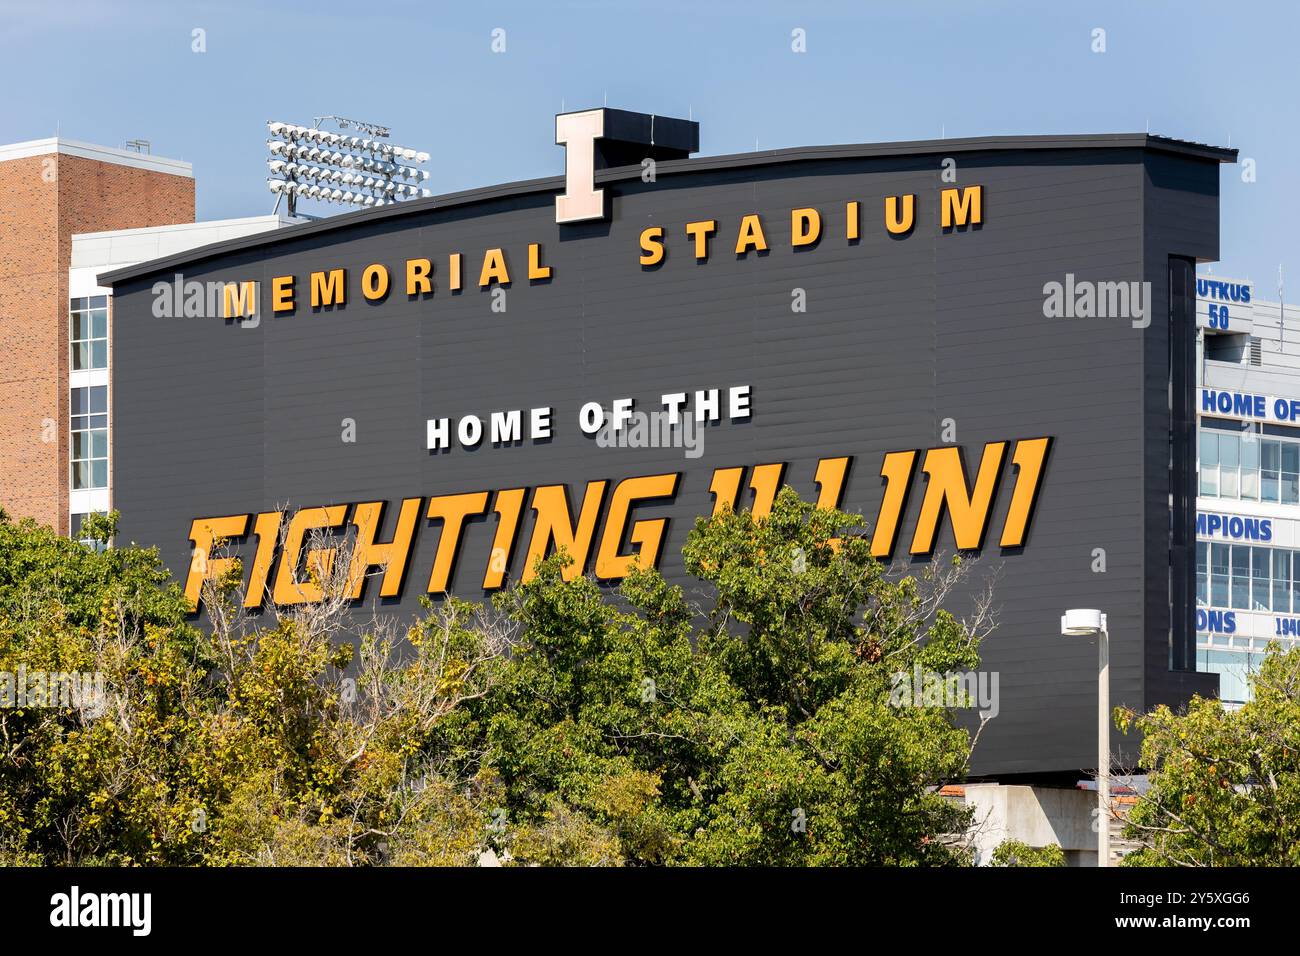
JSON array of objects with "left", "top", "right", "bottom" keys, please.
[
  {"left": 68, "top": 214, "right": 294, "bottom": 538},
  {"left": 1195, "top": 273, "right": 1298, "bottom": 702}
]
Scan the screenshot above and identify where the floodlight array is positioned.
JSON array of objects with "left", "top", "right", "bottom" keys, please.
[{"left": 266, "top": 120, "right": 432, "bottom": 212}]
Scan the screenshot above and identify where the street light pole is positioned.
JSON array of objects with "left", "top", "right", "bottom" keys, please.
[
  {"left": 1062, "top": 609, "right": 1110, "bottom": 867},
  {"left": 1097, "top": 619, "right": 1110, "bottom": 868}
]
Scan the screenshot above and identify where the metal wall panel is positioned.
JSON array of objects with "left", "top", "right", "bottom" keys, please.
[{"left": 109, "top": 143, "right": 1224, "bottom": 774}]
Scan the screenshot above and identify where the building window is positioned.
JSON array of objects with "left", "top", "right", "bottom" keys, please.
[
  {"left": 71, "top": 385, "right": 108, "bottom": 490},
  {"left": 71, "top": 512, "right": 109, "bottom": 552},
  {"left": 1200, "top": 429, "right": 1300, "bottom": 504},
  {"left": 71, "top": 295, "right": 108, "bottom": 371},
  {"left": 1209, "top": 542, "right": 1230, "bottom": 607},
  {"left": 1195, "top": 646, "right": 1255, "bottom": 705},
  {"left": 1195, "top": 541, "right": 1208, "bottom": 606},
  {"left": 1196, "top": 541, "right": 1300, "bottom": 616}
]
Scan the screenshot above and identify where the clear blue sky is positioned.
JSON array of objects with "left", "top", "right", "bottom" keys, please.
[{"left": 1, "top": 0, "right": 1294, "bottom": 292}]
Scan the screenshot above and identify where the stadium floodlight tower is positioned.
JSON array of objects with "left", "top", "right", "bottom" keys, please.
[{"left": 266, "top": 115, "right": 432, "bottom": 217}]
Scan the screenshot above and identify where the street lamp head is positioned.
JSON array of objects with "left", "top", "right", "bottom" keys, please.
[{"left": 1061, "top": 608, "right": 1107, "bottom": 637}]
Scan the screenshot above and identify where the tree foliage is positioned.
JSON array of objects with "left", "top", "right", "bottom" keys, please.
[
  {"left": 989, "top": 840, "right": 1066, "bottom": 867},
  {"left": 0, "top": 490, "right": 990, "bottom": 866},
  {"left": 1118, "top": 645, "right": 1300, "bottom": 866}
]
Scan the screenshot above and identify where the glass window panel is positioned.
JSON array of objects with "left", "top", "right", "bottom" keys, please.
[
  {"left": 1261, "top": 471, "right": 1279, "bottom": 502},
  {"left": 72, "top": 431, "right": 87, "bottom": 460},
  {"left": 1220, "top": 435, "right": 1240, "bottom": 468},
  {"left": 88, "top": 386, "right": 106, "bottom": 412},
  {"left": 71, "top": 387, "right": 87, "bottom": 415},
  {"left": 71, "top": 297, "right": 87, "bottom": 312},
  {"left": 1284, "top": 444, "right": 1300, "bottom": 473},
  {"left": 1211, "top": 543, "right": 1231, "bottom": 607},
  {"left": 1252, "top": 547, "right": 1271, "bottom": 610},
  {"left": 91, "top": 341, "right": 107, "bottom": 368},
  {"left": 1241, "top": 436, "right": 1260, "bottom": 470},
  {"left": 88, "top": 414, "right": 107, "bottom": 429},
  {"left": 1231, "top": 545, "right": 1251, "bottom": 609},
  {"left": 1196, "top": 542, "right": 1208, "bottom": 606},
  {"left": 1200, "top": 431, "right": 1219, "bottom": 467},
  {"left": 1285, "top": 474, "right": 1300, "bottom": 505},
  {"left": 91, "top": 430, "right": 107, "bottom": 459},
  {"left": 1221, "top": 468, "right": 1239, "bottom": 498},
  {"left": 92, "top": 460, "right": 107, "bottom": 488},
  {"left": 1200, "top": 466, "right": 1219, "bottom": 497},
  {"left": 1291, "top": 551, "right": 1300, "bottom": 610},
  {"left": 1262, "top": 440, "right": 1280, "bottom": 470},
  {"left": 90, "top": 295, "right": 108, "bottom": 309},
  {"left": 72, "top": 462, "right": 89, "bottom": 490},
  {"left": 1274, "top": 550, "right": 1290, "bottom": 613},
  {"left": 72, "top": 312, "right": 88, "bottom": 341},
  {"left": 1241, "top": 469, "right": 1260, "bottom": 500}
]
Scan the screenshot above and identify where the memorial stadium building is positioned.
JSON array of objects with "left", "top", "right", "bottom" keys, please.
[{"left": 3, "top": 114, "right": 1249, "bottom": 858}]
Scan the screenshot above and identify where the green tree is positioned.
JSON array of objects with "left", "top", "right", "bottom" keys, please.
[
  {"left": 0, "top": 509, "right": 507, "bottom": 866},
  {"left": 989, "top": 840, "right": 1065, "bottom": 867},
  {"left": 2, "top": 488, "right": 995, "bottom": 867},
  {"left": 444, "top": 488, "right": 990, "bottom": 865},
  {"left": 1118, "top": 644, "right": 1300, "bottom": 866}
]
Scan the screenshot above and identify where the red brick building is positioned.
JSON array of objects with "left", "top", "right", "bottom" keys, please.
[{"left": 0, "top": 139, "right": 194, "bottom": 533}]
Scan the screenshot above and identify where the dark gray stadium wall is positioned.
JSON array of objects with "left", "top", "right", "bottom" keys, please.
[{"left": 106, "top": 140, "right": 1227, "bottom": 775}]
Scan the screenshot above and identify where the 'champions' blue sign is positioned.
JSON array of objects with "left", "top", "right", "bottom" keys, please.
[{"left": 1197, "top": 512, "right": 1272, "bottom": 541}]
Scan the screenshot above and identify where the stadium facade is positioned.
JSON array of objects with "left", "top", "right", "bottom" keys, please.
[
  {"left": 0, "top": 115, "right": 1272, "bottom": 859},
  {"left": 93, "top": 113, "right": 1234, "bottom": 780}
]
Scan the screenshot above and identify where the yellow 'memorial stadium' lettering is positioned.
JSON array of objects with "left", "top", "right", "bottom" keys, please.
[
  {"left": 528, "top": 243, "right": 552, "bottom": 281},
  {"left": 183, "top": 514, "right": 249, "bottom": 612},
  {"left": 272, "top": 505, "right": 347, "bottom": 605},
  {"left": 791, "top": 208, "right": 821, "bottom": 247},
  {"left": 222, "top": 281, "right": 257, "bottom": 319},
  {"left": 361, "top": 264, "right": 389, "bottom": 301},
  {"left": 347, "top": 498, "right": 422, "bottom": 599},
  {"left": 941, "top": 185, "right": 983, "bottom": 228},
  {"left": 479, "top": 248, "right": 510, "bottom": 287},
  {"left": 910, "top": 442, "right": 1007, "bottom": 555},
  {"left": 272, "top": 275, "right": 294, "bottom": 312},
  {"left": 685, "top": 220, "right": 716, "bottom": 261},
  {"left": 595, "top": 473, "right": 680, "bottom": 580},
  {"left": 406, "top": 258, "right": 433, "bottom": 295},
  {"left": 311, "top": 269, "right": 346, "bottom": 307},
  {"left": 885, "top": 195, "right": 915, "bottom": 235},
  {"left": 846, "top": 201, "right": 860, "bottom": 241},
  {"left": 639, "top": 227, "right": 665, "bottom": 266},
  {"left": 522, "top": 481, "right": 608, "bottom": 582},
  {"left": 734, "top": 214, "right": 768, "bottom": 255}
]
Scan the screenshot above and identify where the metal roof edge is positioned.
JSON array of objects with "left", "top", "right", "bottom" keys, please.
[{"left": 99, "top": 133, "right": 1236, "bottom": 287}]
